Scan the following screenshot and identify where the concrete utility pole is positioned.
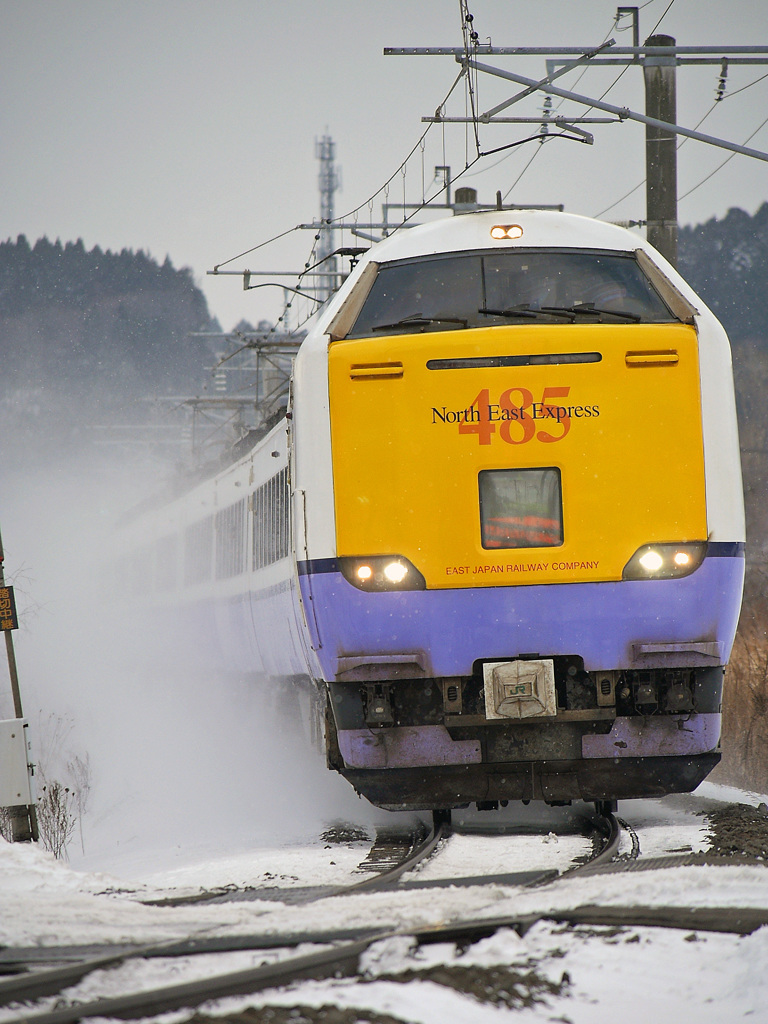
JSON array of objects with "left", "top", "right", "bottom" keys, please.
[{"left": 644, "top": 34, "right": 678, "bottom": 265}]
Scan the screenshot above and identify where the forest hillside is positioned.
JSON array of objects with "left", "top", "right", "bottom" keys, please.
[
  {"left": 678, "top": 206, "right": 768, "bottom": 790},
  {"left": 0, "top": 236, "right": 218, "bottom": 467}
]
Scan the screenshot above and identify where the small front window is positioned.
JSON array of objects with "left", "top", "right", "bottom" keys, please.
[{"left": 479, "top": 468, "right": 563, "bottom": 549}]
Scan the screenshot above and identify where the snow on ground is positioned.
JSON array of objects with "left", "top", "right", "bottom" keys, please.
[
  {"left": 2, "top": 783, "right": 768, "bottom": 1022},
  {"left": 411, "top": 829, "right": 589, "bottom": 881},
  {"left": 195, "top": 920, "right": 768, "bottom": 1024}
]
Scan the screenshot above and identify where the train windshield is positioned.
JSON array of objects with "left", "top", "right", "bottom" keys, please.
[{"left": 346, "top": 248, "right": 677, "bottom": 337}]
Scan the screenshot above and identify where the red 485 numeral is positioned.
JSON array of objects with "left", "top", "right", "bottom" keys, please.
[{"left": 458, "top": 387, "right": 571, "bottom": 445}]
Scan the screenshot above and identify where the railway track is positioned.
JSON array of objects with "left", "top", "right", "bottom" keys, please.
[{"left": 1, "top": 804, "right": 766, "bottom": 1024}]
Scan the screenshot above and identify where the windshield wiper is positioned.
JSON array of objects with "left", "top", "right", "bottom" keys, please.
[
  {"left": 479, "top": 304, "right": 574, "bottom": 321},
  {"left": 371, "top": 313, "right": 468, "bottom": 332},
  {"left": 545, "top": 303, "right": 642, "bottom": 322},
  {"left": 479, "top": 304, "right": 537, "bottom": 319}
]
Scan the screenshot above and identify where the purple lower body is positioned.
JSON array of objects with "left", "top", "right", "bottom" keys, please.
[
  {"left": 337, "top": 713, "right": 721, "bottom": 770},
  {"left": 300, "top": 554, "right": 744, "bottom": 679}
]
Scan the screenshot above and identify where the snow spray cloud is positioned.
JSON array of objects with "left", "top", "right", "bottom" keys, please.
[{"left": 1, "top": 438, "right": 374, "bottom": 873}]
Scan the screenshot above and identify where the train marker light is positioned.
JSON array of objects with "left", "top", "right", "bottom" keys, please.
[
  {"left": 339, "top": 555, "right": 427, "bottom": 592},
  {"left": 622, "top": 542, "right": 707, "bottom": 580},
  {"left": 490, "top": 224, "right": 524, "bottom": 240}
]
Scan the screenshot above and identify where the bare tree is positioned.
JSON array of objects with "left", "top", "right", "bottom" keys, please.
[
  {"left": 66, "top": 753, "right": 92, "bottom": 855},
  {"left": 30, "top": 713, "right": 92, "bottom": 859},
  {"left": 35, "top": 777, "right": 77, "bottom": 860}
]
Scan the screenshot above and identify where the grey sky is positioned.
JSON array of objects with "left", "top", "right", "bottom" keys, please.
[{"left": 2, "top": 0, "right": 767, "bottom": 331}]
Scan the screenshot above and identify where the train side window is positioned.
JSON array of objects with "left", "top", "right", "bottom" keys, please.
[
  {"left": 267, "top": 474, "right": 275, "bottom": 565},
  {"left": 277, "top": 467, "right": 290, "bottom": 560},
  {"left": 479, "top": 468, "right": 563, "bottom": 549},
  {"left": 215, "top": 499, "right": 246, "bottom": 579},
  {"left": 252, "top": 468, "right": 291, "bottom": 570},
  {"left": 253, "top": 483, "right": 265, "bottom": 571}
]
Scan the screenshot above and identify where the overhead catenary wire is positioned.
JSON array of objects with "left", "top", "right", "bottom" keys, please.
[
  {"left": 594, "top": 65, "right": 768, "bottom": 217},
  {"left": 648, "top": 0, "right": 677, "bottom": 37},
  {"left": 723, "top": 68, "right": 768, "bottom": 100},
  {"left": 460, "top": 0, "right": 482, "bottom": 160},
  {"left": 217, "top": 17, "right": 632, "bottom": 344},
  {"left": 213, "top": 3, "right": 664, "bottom": 294},
  {"left": 210, "top": 57, "right": 467, "bottom": 295},
  {"left": 679, "top": 111, "right": 768, "bottom": 202},
  {"left": 212, "top": 224, "right": 304, "bottom": 274},
  {"left": 332, "top": 67, "right": 467, "bottom": 226},
  {"left": 503, "top": 0, "right": 677, "bottom": 203},
  {"left": 219, "top": 64, "right": 473, "bottom": 352},
  {"left": 214, "top": 0, "right": 764, "bottom": 351},
  {"left": 593, "top": 101, "right": 719, "bottom": 218},
  {"left": 498, "top": 12, "right": 622, "bottom": 199}
]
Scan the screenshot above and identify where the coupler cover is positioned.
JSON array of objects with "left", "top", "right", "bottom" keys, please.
[{"left": 483, "top": 659, "right": 557, "bottom": 719}]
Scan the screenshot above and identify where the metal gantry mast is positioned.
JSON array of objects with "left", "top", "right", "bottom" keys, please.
[
  {"left": 200, "top": 139, "right": 346, "bottom": 461},
  {"left": 209, "top": 136, "right": 342, "bottom": 304},
  {"left": 315, "top": 134, "right": 341, "bottom": 299}
]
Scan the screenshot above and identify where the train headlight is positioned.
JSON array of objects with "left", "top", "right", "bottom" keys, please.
[
  {"left": 622, "top": 542, "right": 707, "bottom": 580},
  {"left": 639, "top": 551, "right": 664, "bottom": 572},
  {"left": 490, "top": 224, "right": 524, "bottom": 240},
  {"left": 384, "top": 561, "right": 408, "bottom": 584},
  {"left": 339, "top": 555, "right": 427, "bottom": 592}
]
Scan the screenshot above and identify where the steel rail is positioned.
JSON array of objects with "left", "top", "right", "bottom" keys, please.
[
  {"left": 0, "top": 816, "right": 448, "bottom": 1010},
  {"left": 5, "top": 811, "right": 761, "bottom": 1023},
  {"left": 139, "top": 815, "right": 447, "bottom": 909},
  {"left": 0, "top": 938, "right": 376, "bottom": 1024},
  {"left": 587, "top": 810, "right": 623, "bottom": 868},
  {"left": 7, "top": 899, "right": 768, "bottom": 1022},
  {"left": 323, "top": 811, "right": 450, "bottom": 896}
]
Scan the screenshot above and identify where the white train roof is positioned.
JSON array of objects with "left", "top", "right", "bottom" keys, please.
[{"left": 355, "top": 209, "right": 644, "bottom": 265}]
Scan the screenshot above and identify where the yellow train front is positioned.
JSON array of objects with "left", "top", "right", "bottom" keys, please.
[{"left": 292, "top": 209, "right": 745, "bottom": 812}]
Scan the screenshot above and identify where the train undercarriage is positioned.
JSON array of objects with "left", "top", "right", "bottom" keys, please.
[{"left": 322, "top": 661, "right": 724, "bottom": 811}]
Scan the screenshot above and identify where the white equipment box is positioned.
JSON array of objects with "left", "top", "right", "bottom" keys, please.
[{"left": 0, "top": 718, "right": 34, "bottom": 807}]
